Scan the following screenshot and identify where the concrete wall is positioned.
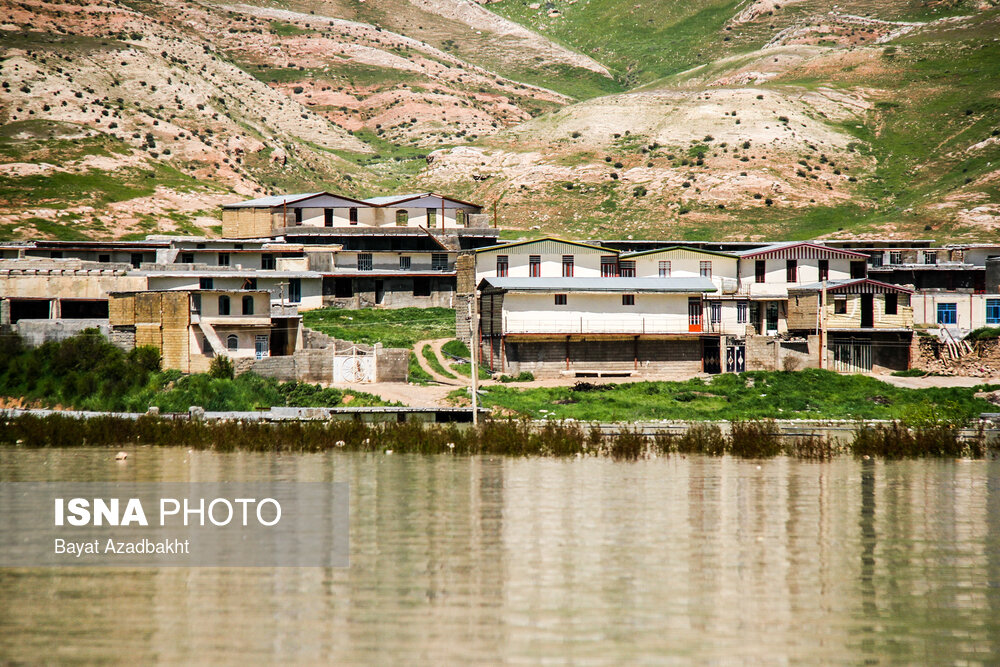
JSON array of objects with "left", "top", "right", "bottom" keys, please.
[
  {"left": 911, "top": 291, "right": 1000, "bottom": 331},
  {"left": 13, "top": 319, "right": 110, "bottom": 347},
  {"left": 630, "top": 249, "right": 738, "bottom": 287},
  {"left": 500, "top": 292, "right": 699, "bottom": 335}
]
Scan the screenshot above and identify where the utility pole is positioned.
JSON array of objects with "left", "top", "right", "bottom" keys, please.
[
  {"left": 469, "top": 294, "right": 480, "bottom": 426},
  {"left": 820, "top": 280, "right": 827, "bottom": 370}
]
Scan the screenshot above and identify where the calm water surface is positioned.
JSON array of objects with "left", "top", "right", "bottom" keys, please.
[{"left": 1, "top": 447, "right": 999, "bottom": 664}]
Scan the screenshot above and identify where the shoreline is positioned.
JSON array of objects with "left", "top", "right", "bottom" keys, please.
[{"left": 2, "top": 411, "right": 997, "bottom": 460}]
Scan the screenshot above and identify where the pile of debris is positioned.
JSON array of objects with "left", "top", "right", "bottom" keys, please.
[{"left": 912, "top": 336, "right": 1000, "bottom": 377}]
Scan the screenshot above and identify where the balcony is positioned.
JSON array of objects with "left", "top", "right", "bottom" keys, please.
[{"left": 503, "top": 316, "right": 702, "bottom": 335}]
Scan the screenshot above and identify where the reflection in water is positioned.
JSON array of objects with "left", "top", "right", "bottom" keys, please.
[{"left": 1, "top": 448, "right": 999, "bottom": 663}]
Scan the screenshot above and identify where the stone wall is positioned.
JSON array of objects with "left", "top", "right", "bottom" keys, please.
[{"left": 376, "top": 348, "right": 409, "bottom": 382}]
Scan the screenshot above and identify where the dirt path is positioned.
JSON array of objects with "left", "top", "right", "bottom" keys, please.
[
  {"left": 879, "top": 375, "right": 1000, "bottom": 390},
  {"left": 413, "top": 338, "right": 465, "bottom": 386}
]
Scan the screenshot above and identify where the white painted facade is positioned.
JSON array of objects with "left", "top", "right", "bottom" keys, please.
[
  {"left": 475, "top": 239, "right": 616, "bottom": 282},
  {"left": 911, "top": 292, "right": 1000, "bottom": 332},
  {"left": 500, "top": 291, "right": 703, "bottom": 335}
]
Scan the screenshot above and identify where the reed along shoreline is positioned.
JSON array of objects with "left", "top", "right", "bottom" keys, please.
[{"left": 1, "top": 413, "right": 997, "bottom": 460}]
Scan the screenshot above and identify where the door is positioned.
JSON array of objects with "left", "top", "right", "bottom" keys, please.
[
  {"left": 688, "top": 298, "right": 703, "bottom": 333},
  {"left": 255, "top": 335, "right": 269, "bottom": 360},
  {"left": 702, "top": 338, "right": 721, "bottom": 374},
  {"left": 765, "top": 302, "right": 779, "bottom": 335},
  {"left": 726, "top": 344, "right": 746, "bottom": 373},
  {"left": 375, "top": 279, "right": 385, "bottom": 305},
  {"left": 860, "top": 294, "right": 874, "bottom": 328},
  {"left": 831, "top": 341, "right": 872, "bottom": 373},
  {"left": 324, "top": 208, "right": 333, "bottom": 227}
]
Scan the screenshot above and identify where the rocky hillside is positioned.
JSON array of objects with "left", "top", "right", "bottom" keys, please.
[{"left": 1, "top": 0, "right": 998, "bottom": 241}]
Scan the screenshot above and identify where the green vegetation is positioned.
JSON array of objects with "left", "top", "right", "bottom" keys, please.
[
  {"left": 408, "top": 352, "right": 433, "bottom": 385},
  {"left": 498, "top": 371, "right": 535, "bottom": 383},
  {"left": 453, "top": 370, "right": 1000, "bottom": 423},
  {"left": 269, "top": 20, "right": 310, "bottom": 36},
  {"left": 441, "top": 339, "right": 491, "bottom": 379},
  {"left": 2, "top": 413, "right": 994, "bottom": 460},
  {"left": 966, "top": 327, "right": 1000, "bottom": 342},
  {"left": 422, "top": 344, "right": 456, "bottom": 379},
  {"left": 302, "top": 307, "right": 455, "bottom": 348},
  {"left": 0, "top": 331, "right": 392, "bottom": 412}
]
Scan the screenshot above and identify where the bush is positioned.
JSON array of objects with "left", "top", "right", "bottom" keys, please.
[
  {"left": 208, "top": 356, "right": 234, "bottom": 379},
  {"left": 966, "top": 327, "right": 1000, "bottom": 341}
]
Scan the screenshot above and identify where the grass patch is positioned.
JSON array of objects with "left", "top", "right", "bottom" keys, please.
[
  {"left": 422, "top": 344, "right": 456, "bottom": 379},
  {"left": 301, "top": 307, "right": 455, "bottom": 348},
  {"left": 0, "top": 330, "right": 394, "bottom": 412},
  {"left": 454, "top": 369, "right": 1000, "bottom": 423},
  {"left": 408, "top": 351, "right": 433, "bottom": 385}
]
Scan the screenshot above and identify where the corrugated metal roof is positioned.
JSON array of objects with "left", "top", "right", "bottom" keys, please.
[
  {"left": 737, "top": 242, "right": 869, "bottom": 260},
  {"left": 363, "top": 193, "right": 429, "bottom": 206},
  {"left": 621, "top": 245, "right": 737, "bottom": 260},
  {"left": 222, "top": 193, "right": 323, "bottom": 209},
  {"left": 789, "top": 278, "right": 914, "bottom": 294},
  {"left": 480, "top": 277, "right": 717, "bottom": 293}
]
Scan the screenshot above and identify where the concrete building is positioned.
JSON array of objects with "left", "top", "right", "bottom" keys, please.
[
  {"left": 477, "top": 276, "right": 722, "bottom": 377},
  {"left": 108, "top": 289, "right": 301, "bottom": 373},
  {"left": 787, "top": 279, "right": 915, "bottom": 373}
]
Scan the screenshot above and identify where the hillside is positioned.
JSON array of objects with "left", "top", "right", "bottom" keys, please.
[{"left": 1, "top": 0, "right": 999, "bottom": 241}]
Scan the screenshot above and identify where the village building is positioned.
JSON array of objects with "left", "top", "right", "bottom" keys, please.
[
  {"left": 108, "top": 289, "right": 300, "bottom": 373},
  {"left": 477, "top": 276, "right": 721, "bottom": 376}
]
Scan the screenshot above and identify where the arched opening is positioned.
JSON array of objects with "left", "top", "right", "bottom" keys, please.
[{"left": 227, "top": 334, "right": 239, "bottom": 351}]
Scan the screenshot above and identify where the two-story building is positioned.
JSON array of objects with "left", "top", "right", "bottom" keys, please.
[{"left": 108, "top": 289, "right": 301, "bottom": 373}]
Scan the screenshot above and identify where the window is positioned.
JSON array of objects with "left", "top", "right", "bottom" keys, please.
[
  {"left": 261, "top": 253, "right": 275, "bottom": 270},
  {"left": 562, "top": 255, "right": 574, "bottom": 277},
  {"left": 218, "top": 295, "right": 230, "bottom": 315},
  {"left": 426, "top": 209, "right": 436, "bottom": 228},
  {"left": 496, "top": 255, "right": 508, "bottom": 277},
  {"left": 242, "top": 278, "right": 257, "bottom": 290},
  {"left": 786, "top": 260, "right": 797, "bottom": 283},
  {"left": 987, "top": 299, "right": 1000, "bottom": 325},
  {"left": 622, "top": 294, "right": 635, "bottom": 306},
  {"left": 924, "top": 251, "right": 938, "bottom": 265},
  {"left": 395, "top": 210, "right": 408, "bottom": 226},
  {"left": 294, "top": 208, "right": 303, "bottom": 224},
  {"left": 412, "top": 277, "right": 431, "bottom": 297},
  {"left": 335, "top": 278, "right": 353, "bottom": 298},
  {"left": 885, "top": 293, "right": 898, "bottom": 315},
  {"left": 202, "top": 336, "right": 213, "bottom": 356},
  {"left": 180, "top": 253, "right": 194, "bottom": 264},
  {"left": 358, "top": 253, "right": 373, "bottom": 271},
  {"left": 818, "top": 259, "right": 829, "bottom": 282},
  {"left": 349, "top": 208, "right": 358, "bottom": 225},
  {"left": 710, "top": 301, "right": 721, "bottom": 324},
  {"left": 456, "top": 210, "right": 466, "bottom": 227},
  {"left": 130, "top": 253, "right": 143, "bottom": 269},
  {"left": 700, "top": 261, "right": 712, "bottom": 279},
  {"left": 834, "top": 296, "right": 847, "bottom": 315},
  {"left": 937, "top": 303, "right": 957, "bottom": 325},
  {"left": 242, "top": 295, "right": 254, "bottom": 315},
  {"left": 618, "top": 261, "right": 636, "bottom": 277},
  {"left": 399, "top": 256, "right": 411, "bottom": 270},
  {"left": 850, "top": 261, "right": 867, "bottom": 279},
  {"left": 191, "top": 294, "right": 201, "bottom": 314},
  {"left": 50, "top": 251, "right": 63, "bottom": 259},
  {"left": 324, "top": 209, "right": 333, "bottom": 227},
  {"left": 554, "top": 294, "right": 567, "bottom": 305},
  {"left": 227, "top": 334, "right": 239, "bottom": 351},
  {"left": 737, "top": 301, "right": 748, "bottom": 324},
  {"left": 755, "top": 260, "right": 766, "bottom": 283},
  {"left": 529, "top": 255, "right": 541, "bottom": 277},
  {"left": 431, "top": 253, "right": 448, "bottom": 271},
  {"left": 889, "top": 251, "right": 902, "bottom": 265},
  {"left": 658, "top": 261, "right": 671, "bottom": 277},
  {"left": 601, "top": 256, "right": 618, "bottom": 277},
  {"left": 99, "top": 254, "right": 110, "bottom": 263},
  {"left": 869, "top": 253, "right": 883, "bottom": 267},
  {"left": 199, "top": 278, "right": 213, "bottom": 289},
  {"left": 288, "top": 278, "right": 301, "bottom": 304},
  {"left": 218, "top": 253, "right": 230, "bottom": 267}
]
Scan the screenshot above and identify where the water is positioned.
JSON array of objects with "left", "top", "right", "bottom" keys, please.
[{"left": 2, "top": 447, "right": 999, "bottom": 664}]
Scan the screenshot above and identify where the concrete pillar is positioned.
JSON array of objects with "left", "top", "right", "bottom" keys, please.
[{"left": 0, "top": 299, "right": 9, "bottom": 326}]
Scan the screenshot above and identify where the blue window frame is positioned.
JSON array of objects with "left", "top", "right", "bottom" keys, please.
[
  {"left": 937, "top": 303, "right": 957, "bottom": 325},
  {"left": 987, "top": 299, "right": 1000, "bottom": 325}
]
